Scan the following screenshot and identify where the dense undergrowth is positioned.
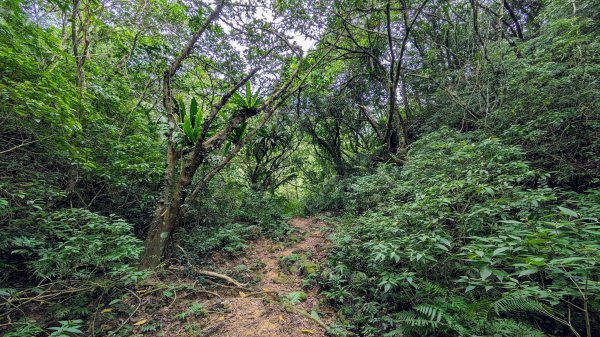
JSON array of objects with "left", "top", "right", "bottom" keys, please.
[
  {"left": 0, "top": 179, "right": 291, "bottom": 336},
  {"left": 2, "top": 0, "right": 600, "bottom": 336},
  {"left": 311, "top": 129, "right": 599, "bottom": 336}
]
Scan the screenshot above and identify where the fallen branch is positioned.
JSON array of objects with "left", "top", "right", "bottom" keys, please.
[
  {"left": 284, "top": 303, "right": 329, "bottom": 331},
  {"left": 110, "top": 288, "right": 141, "bottom": 336},
  {"left": 244, "top": 290, "right": 279, "bottom": 297}
]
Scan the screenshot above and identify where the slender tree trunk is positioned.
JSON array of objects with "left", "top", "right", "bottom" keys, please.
[
  {"left": 140, "top": 162, "right": 195, "bottom": 268},
  {"left": 138, "top": 1, "right": 225, "bottom": 269},
  {"left": 138, "top": 0, "right": 307, "bottom": 268},
  {"left": 65, "top": 0, "right": 87, "bottom": 202},
  {"left": 386, "top": 81, "right": 406, "bottom": 159},
  {"left": 400, "top": 79, "right": 412, "bottom": 144}
]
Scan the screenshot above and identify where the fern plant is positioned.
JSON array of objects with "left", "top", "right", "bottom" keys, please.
[
  {"left": 492, "top": 293, "right": 551, "bottom": 316},
  {"left": 231, "top": 81, "right": 262, "bottom": 113},
  {"left": 3, "top": 320, "right": 44, "bottom": 337},
  {"left": 174, "top": 96, "right": 203, "bottom": 143}
]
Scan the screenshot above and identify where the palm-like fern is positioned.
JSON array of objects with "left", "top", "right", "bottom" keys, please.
[
  {"left": 231, "top": 81, "right": 262, "bottom": 113},
  {"left": 174, "top": 96, "right": 203, "bottom": 143},
  {"left": 491, "top": 319, "right": 546, "bottom": 337}
]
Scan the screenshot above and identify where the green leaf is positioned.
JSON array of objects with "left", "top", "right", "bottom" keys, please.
[
  {"left": 231, "top": 92, "right": 245, "bottom": 107},
  {"left": 252, "top": 89, "right": 261, "bottom": 106},
  {"left": 245, "top": 81, "right": 251, "bottom": 104},
  {"left": 518, "top": 269, "right": 537, "bottom": 277},
  {"left": 195, "top": 102, "right": 203, "bottom": 127},
  {"left": 480, "top": 266, "right": 492, "bottom": 280},
  {"left": 177, "top": 97, "right": 186, "bottom": 121},
  {"left": 434, "top": 243, "right": 449, "bottom": 251},
  {"left": 0, "top": 288, "right": 16, "bottom": 297},
  {"left": 189, "top": 97, "right": 198, "bottom": 126},
  {"left": 63, "top": 327, "right": 84, "bottom": 334},
  {"left": 557, "top": 206, "right": 577, "bottom": 218},
  {"left": 183, "top": 113, "right": 194, "bottom": 141},
  {"left": 173, "top": 97, "right": 181, "bottom": 122},
  {"left": 492, "top": 247, "right": 509, "bottom": 256}
]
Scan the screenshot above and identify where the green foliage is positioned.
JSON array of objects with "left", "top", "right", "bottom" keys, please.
[
  {"left": 175, "top": 96, "right": 203, "bottom": 143},
  {"left": 486, "top": 14, "right": 600, "bottom": 190},
  {"left": 1, "top": 0, "right": 599, "bottom": 335},
  {"left": 178, "top": 222, "right": 250, "bottom": 259},
  {"left": 178, "top": 184, "right": 292, "bottom": 262},
  {"left": 4, "top": 208, "right": 141, "bottom": 280},
  {"left": 302, "top": 176, "right": 346, "bottom": 215},
  {"left": 2, "top": 320, "right": 44, "bottom": 337},
  {"left": 318, "top": 129, "right": 599, "bottom": 336},
  {"left": 236, "top": 189, "right": 291, "bottom": 237},
  {"left": 231, "top": 81, "right": 262, "bottom": 112},
  {"left": 0, "top": 0, "right": 81, "bottom": 155},
  {"left": 284, "top": 291, "right": 308, "bottom": 304},
  {"left": 414, "top": 0, "right": 600, "bottom": 190},
  {"left": 48, "top": 319, "right": 84, "bottom": 337},
  {"left": 176, "top": 302, "right": 205, "bottom": 320}
]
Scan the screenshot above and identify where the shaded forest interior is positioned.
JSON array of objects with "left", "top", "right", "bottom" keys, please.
[{"left": 1, "top": 0, "right": 599, "bottom": 336}]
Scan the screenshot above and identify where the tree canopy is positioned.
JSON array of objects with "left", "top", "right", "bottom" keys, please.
[{"left": 1, "top": 0, "right": 599, "bottom": 336}]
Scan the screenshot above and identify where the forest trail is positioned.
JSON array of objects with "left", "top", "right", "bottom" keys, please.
[{"left": 202, "top": 217, "right": 336, "bottom": 336}]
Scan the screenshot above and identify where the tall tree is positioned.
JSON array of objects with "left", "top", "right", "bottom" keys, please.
[
  {"left": 139, "top": 0, "right": 314, "bottom": 268},
  {"left": 322, "top": 0, "right": 429, "bottom": 160}
]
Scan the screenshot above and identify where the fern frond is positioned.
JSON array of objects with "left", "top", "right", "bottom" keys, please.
[
  {"left": 492, "top": 293, "right": 551, "bottom": 316},
  {"left": 491, "top": 318, "right": 546, "bottom": 337},
  {"left": 414, "top": 304, "right": 443, "bottom": 323},
  {"left": 416, "top": 279, "right": 447, "bottom": 297},
  {"left": 394, "top": 309, "right": 441, "bottom": 334}
]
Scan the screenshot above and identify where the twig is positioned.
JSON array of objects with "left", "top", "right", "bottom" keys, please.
[
  {"left": 109, "top": 288, "right": 141, "bottom": 336},
  {"left": 284, "top": 303, "right": 328, "bottom": 330},
  {"left": 0, "top": 138, "right": 45, "bottom": 155},
  {"left": 284, "top": 303, "right": 354, "bottom": 336}
]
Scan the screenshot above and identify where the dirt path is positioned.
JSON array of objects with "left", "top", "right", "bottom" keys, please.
[{"left": 203, "top": 217, "right": 335, "bottom": 337}]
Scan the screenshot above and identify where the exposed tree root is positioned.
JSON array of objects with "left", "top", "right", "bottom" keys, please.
[
  {"left": 191, "top": 267, "right": 248, "bottom": 289},
  {"left": 174, "top": 243, "right": 248, "bottom": 289}
]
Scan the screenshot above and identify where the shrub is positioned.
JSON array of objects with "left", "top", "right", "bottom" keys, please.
[
  {"left": 301, "top": 176, "right": 347, "bottom": 215},
  {"left": 319, "top": 129, "right": 599, "bottom": 336},
  {"left": 178, "top": 184, "right": 292, "bottom": 262},
  {"left": 6, "top": 208, "right": 141, "bottom": 280}
]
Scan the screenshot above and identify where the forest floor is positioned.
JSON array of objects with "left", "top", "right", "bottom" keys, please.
[
  {"left": 134, "top": 216, "right": 338, "bottom": 336},
  {"left": 202, "top": 216, "right": 336, "bottom": 337},
  {"left": 0, "top": 217, "right": 340, "bottom": 336}
]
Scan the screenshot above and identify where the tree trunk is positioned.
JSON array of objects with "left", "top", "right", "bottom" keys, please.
[
  {"left": 385, "top": 82, "right": 406, "bottom": 159},
  {"left": 139, "top": 205, "right": 176, "bottom": 269},
  {"left": 139, "top": 155, "right": 198, "bottom": 268},
  {"left": 137, "top": 0, "right": 303, "bottom": 267}
]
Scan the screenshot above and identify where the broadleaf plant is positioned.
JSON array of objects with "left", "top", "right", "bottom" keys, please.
[{"left": 175, "top": 96, "right": 203, "bottom": 143}]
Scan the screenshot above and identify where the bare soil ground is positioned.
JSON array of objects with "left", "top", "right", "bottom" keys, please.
[
  {"left": 108, "top": 216, "right": 337, "bottom": 336},
  {"left": 202, "top": 217, "right": 335, "bottom": 337}
]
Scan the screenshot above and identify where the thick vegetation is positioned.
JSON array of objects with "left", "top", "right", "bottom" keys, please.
[
  {"left": 1, "top": 0, "right": 598, "bottom": 336},
  {"left": 317, "top": 129, "right": 599, "bottom": 336}
]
